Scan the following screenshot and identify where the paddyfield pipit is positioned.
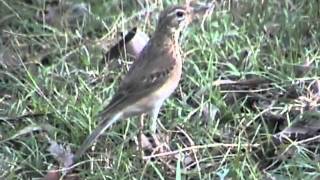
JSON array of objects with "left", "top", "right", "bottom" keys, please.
[{"left": 75, "top": 5, "right": 193, "bottom": 159}]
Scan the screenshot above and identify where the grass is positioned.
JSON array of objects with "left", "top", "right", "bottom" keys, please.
[{"left": 1, "top": 0, "right": 320, "bottom": 179}]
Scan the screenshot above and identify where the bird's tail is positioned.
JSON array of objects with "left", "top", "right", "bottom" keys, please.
[{"left": 74, "top": 112, "right": 122, "bottom": 161}]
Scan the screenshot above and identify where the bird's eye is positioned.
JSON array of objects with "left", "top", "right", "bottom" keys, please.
[{"left": 176, "top": 11, "right": 184, "bottom": 18}]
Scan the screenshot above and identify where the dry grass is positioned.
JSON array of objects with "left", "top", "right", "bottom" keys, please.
[{"left": 1, "top": 0, "right": 320, "bottom": 179}]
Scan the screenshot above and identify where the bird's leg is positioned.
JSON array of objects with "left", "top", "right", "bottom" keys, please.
[
  {"left": 150, "top": 106, "right": 161, "bottom": 133},
  {"left": 138, "top": 114, "right": 145, "bottom": 159}
]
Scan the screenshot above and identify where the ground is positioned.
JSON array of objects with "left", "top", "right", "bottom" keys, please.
[{"left": 0, "top": 0, "right": 320, "bottom": 179}]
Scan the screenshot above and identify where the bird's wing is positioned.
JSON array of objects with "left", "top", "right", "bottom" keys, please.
[
  {"left": 100, "top": 43, "right": 177, "bottom": 117},
  {"left": 75, "top": 46, "right": 177, "bottom": 160}
]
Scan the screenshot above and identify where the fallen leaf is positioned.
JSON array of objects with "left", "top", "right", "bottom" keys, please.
[
  {"left": 47, "top": 140, "right": 75, "bottom": 173},
  {"left": 201, "top": 103, "right": 220, "bottom": 125},
  {"left": 263, "top": 23, "right": 281, "bottom": 38},
  {"left": 42, "top": 168, "right": 60, "bottom": 180},
  {"left": 35, "top": 2, "right": 89, "bottom": 30},
  {"left": 274, "top": 112, "right": 320, "bottom": 142},
  {"left": 103, "top": 27, "right": 150, "bottom": 62},
  {"left": 294, "top": 57, "right": 315, "bottom": 78}
]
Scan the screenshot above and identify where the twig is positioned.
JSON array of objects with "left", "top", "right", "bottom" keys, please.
[
  {"left": 143, "top": 143, "right": 260, "bottom": 160},
  {"left": 0, "top": 112, "right": 50, "bottom": 122},
  {"left": 298, "top": 135, "right": 320, "bottom": 144}
]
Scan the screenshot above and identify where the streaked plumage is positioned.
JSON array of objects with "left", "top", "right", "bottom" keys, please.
[{"left": 75, "top": 5, "right": 192, "bottom": 160}]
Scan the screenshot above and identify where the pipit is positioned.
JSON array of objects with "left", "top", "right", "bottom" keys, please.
[{"left": 75, "top": 5, "right": 193, "bottom": 159}]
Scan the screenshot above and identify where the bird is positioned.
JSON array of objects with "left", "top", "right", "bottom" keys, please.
[{"left": 75, "top": 5, "right": 193, "bottom": 159}]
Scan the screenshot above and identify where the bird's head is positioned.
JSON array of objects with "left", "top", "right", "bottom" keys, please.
[{"left": 156, "top": 6, "right": 192, "bottom": 35}]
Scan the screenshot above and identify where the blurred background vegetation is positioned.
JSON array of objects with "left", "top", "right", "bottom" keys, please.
[{"left": 0, "top": 0, "right": 320, "bottom": 179}]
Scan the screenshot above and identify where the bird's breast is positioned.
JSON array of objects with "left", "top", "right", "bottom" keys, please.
[{"left": 153, "top": 58, "right": 182, "bottom": 100}]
